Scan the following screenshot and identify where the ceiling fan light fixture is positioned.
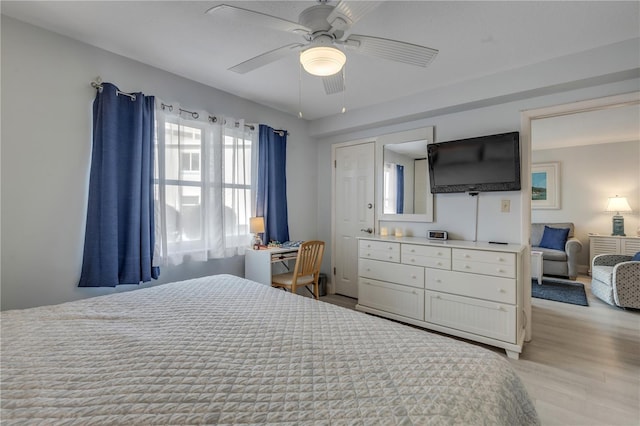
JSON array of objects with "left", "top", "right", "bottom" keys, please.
[{"left": 300, "top": 46, "right": 346, "bottom": 76}]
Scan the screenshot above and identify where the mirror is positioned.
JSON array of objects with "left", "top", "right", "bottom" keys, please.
[
  {"left": 383, "top": 141, "right": 428, "bottom": 214},
  {"left": 377, "top": 127, "right": 434, "bottom": 222}
]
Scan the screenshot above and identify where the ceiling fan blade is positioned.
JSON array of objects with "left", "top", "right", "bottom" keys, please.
[
  {"left": 206, "top": 4, "right": 311, "bottom": 34},
  {"left": 323, "top": 73, "right": 344, "bottom": 95},
  {"left": 345, "top": 35, "right": 438, "bottom": 67},
  {"left": 229, "top": 43, "right": 305, "bottom": 74},
  {"left": 327, "top": 1, "right": 382, "bottom": 29}
]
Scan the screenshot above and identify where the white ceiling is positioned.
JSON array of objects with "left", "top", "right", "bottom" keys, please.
[{"left": 2, "top": 0, "right": 639, "bottom": 147}]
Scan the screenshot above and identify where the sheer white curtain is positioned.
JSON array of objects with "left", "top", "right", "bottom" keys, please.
[{"left": 153, "top": 101, "right": 257, "bottom": 266}]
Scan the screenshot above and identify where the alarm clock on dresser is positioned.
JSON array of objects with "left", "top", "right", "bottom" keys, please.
[{"left": 427, "top": 230, "right": 448, "bottom": 240}]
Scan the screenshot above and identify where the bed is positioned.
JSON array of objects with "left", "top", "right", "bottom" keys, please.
[{"left": 1, "top": 274, "right": 539, "bottom": 424}]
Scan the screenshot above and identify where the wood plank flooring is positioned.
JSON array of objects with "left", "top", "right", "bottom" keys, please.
[{"left": 321, "top": 275, "right": 640, "bottom": 425}]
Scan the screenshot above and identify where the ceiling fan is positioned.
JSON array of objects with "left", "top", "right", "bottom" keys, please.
[{"left": 205, "top": 0, "right": 438, "bottom": 94}]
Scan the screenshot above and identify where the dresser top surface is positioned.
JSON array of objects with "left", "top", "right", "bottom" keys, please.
[{"left": 359, "top": 235, "right": 525, "bottom": 253}]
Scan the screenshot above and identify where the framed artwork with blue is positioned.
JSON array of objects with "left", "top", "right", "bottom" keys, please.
[{"left": 532, "top": 162, "right": 560, "bottom": 209}]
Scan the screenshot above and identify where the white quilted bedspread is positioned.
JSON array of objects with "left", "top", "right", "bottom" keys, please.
[{"left": 1, "top": 274, "right": 539, "bottom": 425}]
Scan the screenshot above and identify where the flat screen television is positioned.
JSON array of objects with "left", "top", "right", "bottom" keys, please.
[{"left": 427, "top": 131, "right": 521, "bottom": 193}]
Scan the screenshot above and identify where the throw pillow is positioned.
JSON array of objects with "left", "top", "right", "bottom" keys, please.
[
  {"left": 632, "top": 251, "right": 640, "bottom": 261},
  {"left": 538, "top": 226, "right": 570, "bottom": 251}
]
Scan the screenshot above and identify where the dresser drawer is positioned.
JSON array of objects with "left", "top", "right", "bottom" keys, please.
[
  {"left": 402, "top": 254, "right": 451, "bottom": 270},
  {"left": 452, "top": 249, "right": 515, "bottom": 278},
  {"left": 452, "top": 259, "right": 515, "bottom": 278},
  {"left": 426, "top": 269, "right": 515, "bottom": 304},
  {"left": 401, "top": 245, "right": 451, "bottom": 269},
  {"left": 425, "top": 290, "right": 516, "bottom": 343},
  {"left": 402, "top": 244, "right": 451, "bottom": 259},
  {"left": 359, "top": 240, "right": 400, "bottom": 262},
  {"left": 359, "top": 258, "right": 424, "bottom": 288},
  {"left": 359, "top": 278, "right": 425, "bottom": 321},
  {"left": 453, "top": 249, "right": 515, "bottom": 266}
]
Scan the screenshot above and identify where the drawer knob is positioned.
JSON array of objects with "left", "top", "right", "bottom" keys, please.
[
  {"left": 497, "top": 305, "right": 505, "bottom": 311},
  {"left": 465, "top": 265, "right": 471, "bottom": 269},
  {"left": 412, "top": 290, "right": 417, "bottom": 295},
  {"left": 497, "top": 268, "right": 505, "bottom": 273},
  {"left": 411, "top": 275, "right": 417, "bottom": 279},
  {"left": 411, "top": 249, "right": 415, "bottom": 253},
  {"left": 366, "top": 268, "right": 370, "bottom": 271},
  {"left": 497, "top": 257, "right": 504, "bottom": 262},
  {"left": 498, "top": 288, "right": 505, "bottom": 293},
  {"left": 437, "top": 262, "right": 442, "bottom": 266},
  {"left": 411, "top": 258, "right": 416, "bottom": 262},
  {"left": 436, "top": 294, "right": 441, "bottom": 299},
  {"left": 437, "top": 252, "right": 443, "bottom": 256},
  {"left": 436, "top": 279, "right": 442, "bottom": 283},
  {"left": 388, "top": 246, "right": 393, "bottom": 250},
  {"left": 465, "top": 254, "right": 471, "bottom": 258}
]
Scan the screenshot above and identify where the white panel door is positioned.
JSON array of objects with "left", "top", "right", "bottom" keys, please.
[{"left": 334, "top": 142, "right": 375, "bottom": 298}]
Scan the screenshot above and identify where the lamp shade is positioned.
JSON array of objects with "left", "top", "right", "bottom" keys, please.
[
  {"left": 300, "top": 46, "right": 346, "bottom": 76},
  {"left": 605, "top": 196, "right": 632, "bottom": 214},
  {"left": 250, "top": 217, "right": 265, "bottom": 234}
]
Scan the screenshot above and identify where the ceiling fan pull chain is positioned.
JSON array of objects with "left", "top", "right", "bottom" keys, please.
[
  {"left": 341, "top": 66, "right": 346, "bottom": 114},
  {"left": 298, "top": 57, "right": 303, "bottom": 119}
]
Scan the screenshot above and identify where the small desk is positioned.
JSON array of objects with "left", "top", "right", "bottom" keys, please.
[
  {"left": 531, "top": 250, "right": 543, "bottom": 285},
  {"left": 245, "top": 247, "right": 299, "bottom": 285}
]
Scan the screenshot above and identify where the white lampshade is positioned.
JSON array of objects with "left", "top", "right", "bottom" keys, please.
[
  {"left": 605, "top": 196, "right": 632, "bottom": 214},
  {"left": 300, "top": 46, "right": 346, "bottom": 76},
  {"left": 249, "top": 217, "right": 265, "bottom": 234}
]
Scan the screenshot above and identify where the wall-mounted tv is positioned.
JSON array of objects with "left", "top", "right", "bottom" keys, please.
[{"left": 427, "top": 131, "right": 521, "bottom": 193}]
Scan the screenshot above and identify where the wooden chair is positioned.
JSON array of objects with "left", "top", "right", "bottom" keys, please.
[{"left": 272, "top": 240, "right": 325, "bottom": 299}]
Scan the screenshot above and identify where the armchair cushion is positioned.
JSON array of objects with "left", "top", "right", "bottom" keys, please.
[
  {"left": 538, "top": 226, "right": 570, "bottom": 251},
  {"left": 591, "top": 254, "right": 640, "bottom": 309}
]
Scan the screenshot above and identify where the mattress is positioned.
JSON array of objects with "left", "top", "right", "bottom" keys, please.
[{"left": 1, "top": 274, "right": 539, "bottom": 424}]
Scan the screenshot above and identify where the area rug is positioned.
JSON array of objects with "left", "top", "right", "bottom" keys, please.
[{"left": 531, "top": 278, "right": 589, "bottom": 306}]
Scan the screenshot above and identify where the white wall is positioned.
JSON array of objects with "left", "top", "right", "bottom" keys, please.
[
  {"left": 0, "top": 17, "right": 318, "bottom": 310},
  {"left": 532, "top": 141, "right": 640, "bottom": 271}
]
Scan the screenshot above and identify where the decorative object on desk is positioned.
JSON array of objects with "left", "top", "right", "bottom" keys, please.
[
  {"left": 250, "top": 217, "right": 265, "bottom": 250},
  {"left": 380, "top": 227, "right": 388, "bottom": 236},
  {"left": 395, "top": 228, "right": 403, "bottom": 237},
  {"left": 605, "top": 195, "right": 632, "bottom": 236},
  {"left": 532, "top": 162, "right": 560, "bottom": 209},
  {"left": 531, "top": 278, "right": 588, "bottom": 306}
]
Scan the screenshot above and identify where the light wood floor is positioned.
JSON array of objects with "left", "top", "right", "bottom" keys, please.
[{"left": 321, "top": 275, "right": 640, "bottom": 425}]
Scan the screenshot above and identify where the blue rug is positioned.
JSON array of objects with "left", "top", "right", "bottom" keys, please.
[{"left": 531, "top": 278, "right": 588, "bottom": 306}]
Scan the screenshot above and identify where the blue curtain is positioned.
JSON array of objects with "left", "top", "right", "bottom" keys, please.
[
  {"left": 256, "top": 124, "right": 290, "bottom": 243},
  {"left": 78, "top": 83, "right": 159, "bottom": 287},
  {"left": 396, "top": 164, "right": 404, "bottom": 214}
]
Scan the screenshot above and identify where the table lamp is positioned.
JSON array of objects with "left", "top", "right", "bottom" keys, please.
[
  {"left": 605, "top": 195, "right": 632, "bottom": 236},
  {"left": 250, "top": 217, "right": 265, "bottom": 249}
]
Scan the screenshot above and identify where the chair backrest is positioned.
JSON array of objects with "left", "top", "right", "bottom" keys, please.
[{"left": 292, "top": 240, "right": 325, "bottom": 281}]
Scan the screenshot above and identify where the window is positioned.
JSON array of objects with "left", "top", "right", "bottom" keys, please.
[{"left": 154, "top": 110, "right": 256, "bottom": 265}]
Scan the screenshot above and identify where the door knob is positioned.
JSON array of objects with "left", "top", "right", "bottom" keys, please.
[
  {"left": 367, "top": 203, "right": 373, "bottom": 209},
  {"left": 360, "top": 228, "right": 373, "bottom": 234}
]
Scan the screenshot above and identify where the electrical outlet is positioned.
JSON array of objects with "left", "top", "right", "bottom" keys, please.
[{"left": 501, "top": 200, "right": 510, "bottom": 213}]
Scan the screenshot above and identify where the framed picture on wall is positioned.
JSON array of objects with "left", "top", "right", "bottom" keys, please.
[{"left": 532, "top": 162, "right": 560, "bottom": 209}]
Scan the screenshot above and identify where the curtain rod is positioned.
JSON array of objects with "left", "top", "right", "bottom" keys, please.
[
  {"left": 90, "top": 77, "right": 136, "bottom": 101},
  {"left": 91, "top": 77, "right": 286, "bottom": 135}
]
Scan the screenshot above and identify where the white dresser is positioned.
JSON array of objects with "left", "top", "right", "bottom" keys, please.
[
  {"left": 589, "top": 235, "right": 640, "bottom": 272},
  {"left": 357, "top": 236, "right": 526, "bottom": 359}
]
